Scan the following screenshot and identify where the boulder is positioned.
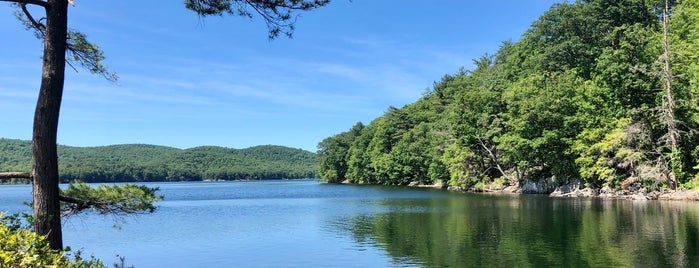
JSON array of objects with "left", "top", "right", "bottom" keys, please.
[{"left": 521, "top": 177, "right": 556, "bottom": 194}]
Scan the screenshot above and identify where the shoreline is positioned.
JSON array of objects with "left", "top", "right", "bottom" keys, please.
[
  {"left": 439, "top": 183, "right": 699, "bottom": 201},
  {"left": 398, "top": 179, "right": 699, "bottom": 201}
]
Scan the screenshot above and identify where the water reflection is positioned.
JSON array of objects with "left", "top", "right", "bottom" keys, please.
[
  {"left": 337, "top": 194, "right": 699, "bottom": 267},
  {"left": 3, "top": 181, "right": 698, "bottom": 267}
]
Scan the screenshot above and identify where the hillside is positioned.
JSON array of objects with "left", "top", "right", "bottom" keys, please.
[
  {"left": 318, "top": 0, "right": 699, "bottom": 191},
  {"left": 0, "top": 138, "right": 317, "bottom": 182}
]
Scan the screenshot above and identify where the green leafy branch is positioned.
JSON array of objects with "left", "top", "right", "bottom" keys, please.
[
  {"left": 184, "top": 0, "right": 330, "bottom": 39},
  {"left": 60, "top": 182, "right": 163, "bottom": 217},
  {"left": 10, "top": 1, "right": 118, "bottom": 81}
]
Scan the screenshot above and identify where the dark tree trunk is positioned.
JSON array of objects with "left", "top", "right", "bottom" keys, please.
[{"left": 32, "top": 0, "right": 68, "bottom": 250}]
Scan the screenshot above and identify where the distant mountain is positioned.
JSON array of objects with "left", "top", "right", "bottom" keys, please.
[{"left": 0, "top": 138, "right": 317, "bottom": 182}]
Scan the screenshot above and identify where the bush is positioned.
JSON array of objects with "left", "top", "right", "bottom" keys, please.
[{"left": 0, "top": 213, "right": 106, "bottom": 268}]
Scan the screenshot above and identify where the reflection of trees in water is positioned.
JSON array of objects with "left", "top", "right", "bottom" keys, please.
[{"left": 338, "top": 195, "right": 699, "bottom": 267}]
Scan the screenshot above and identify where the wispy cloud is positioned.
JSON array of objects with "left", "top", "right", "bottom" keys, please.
[{"left": 0, "top": 86, "right": 37, "bottom": 100}]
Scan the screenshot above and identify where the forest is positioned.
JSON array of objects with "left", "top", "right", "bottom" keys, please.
[
  {"left": 317, "top": 0, "right": 699, "bottom": 191},
  {"left": 0, "top": 138, "right": 317, "bottom": 183}
]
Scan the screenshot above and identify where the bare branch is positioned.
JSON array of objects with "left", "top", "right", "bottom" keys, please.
[
  {"left": 12, "top": 2, "right": 47, "bottom": 42},
  {"left": 20, "top": 2, "right": 45, "bottom": 37},
  {"left": 65, "top": 58, "right": 79, "bottom": 73},
  {"left": 477, "top": 138, "right": 517, "bottom": 185},
  {"left": 0, "top": 172, "right": 32, "bottom": 179},
  {"left": 59, "top": 194, "right": 91, "bottom": 215}
]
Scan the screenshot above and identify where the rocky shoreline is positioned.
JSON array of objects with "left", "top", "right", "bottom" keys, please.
[
  {"left": 340, "top": 179, "right": 699, "bottom": 201},
  {"left": 417, "top": 179, "right": 699, "bottom": 201}
]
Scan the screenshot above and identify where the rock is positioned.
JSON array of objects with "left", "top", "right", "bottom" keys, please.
[
  {"left": 432, "top": 180, "right": 445, "bottom": 189},
  {"left": 503, "top": 185, "right": 519, "bottom": 193},
  {"left": 521, "top": 177, "right": 557, "bottom": 194},
  {"left": 620, "top": 177, "right": 638, "bottom": 190},
  {"left": 551, "top": 178, "right": 581, "bottom": 195},
  {"left": 550, "top": 189, "right": 563, "bottom": 197},
  {"left": 578, "top": 187, "right": 597, "bottom": 197},
  {"left": 521, "top": 179, "right": 538, "bottom": 194},
  {"left": 646, "top": 191, "right": 660, "bottom": 200},
  {"left": 658, "top": 190, "right": 699, "bottom": 201},
  {"left": 550, "top": 185, "right": 597, "bottom": 198},
  {"left": 447, "top": 185, "right": 466, "bottom": 192},
  {"left": 631, "top": 194, "right": 648, "bottom": 201},
  {"left": 600, "top": 186, "right": 613, "bottom": 194}
]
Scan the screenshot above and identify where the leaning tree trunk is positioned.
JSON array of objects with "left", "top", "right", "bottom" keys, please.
[{"left": 32, "top": 0, "right": 68, "bottom": 250}]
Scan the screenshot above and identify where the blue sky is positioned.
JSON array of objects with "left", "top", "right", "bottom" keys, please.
[{"left": 1, "top": 1, "right": 561, "bottom": 152}]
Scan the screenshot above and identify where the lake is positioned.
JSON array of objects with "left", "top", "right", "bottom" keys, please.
[{"left": 2, "top": 180, "right": 699, "bottom": 267}]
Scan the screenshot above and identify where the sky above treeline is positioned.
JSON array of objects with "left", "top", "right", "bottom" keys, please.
[{"left": 0, "top": 1, "right": 561, "bottom": 152}]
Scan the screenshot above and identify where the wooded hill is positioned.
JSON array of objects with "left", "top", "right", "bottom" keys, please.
[
  {"left": 318, "top": 0, "right": 699, "bottom": 190},
  {"left": 0, "top": 138, "right": 317, "bottom": 182}
]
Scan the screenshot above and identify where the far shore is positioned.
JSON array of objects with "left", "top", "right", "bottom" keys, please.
[{"left": 7, "top": 177, "right": 699, "bottom": 201}]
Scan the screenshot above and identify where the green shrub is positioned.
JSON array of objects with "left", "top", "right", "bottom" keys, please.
[{"left": 1, "top": 213, "right": 106, "bottom": 268}]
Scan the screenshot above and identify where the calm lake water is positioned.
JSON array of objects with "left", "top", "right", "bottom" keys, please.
[{"left": 2, "top": 180, "right": 699, "bottom": 267}]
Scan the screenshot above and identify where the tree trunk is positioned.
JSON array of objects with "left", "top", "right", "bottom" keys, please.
[
  {"left": 662, "top": 0, "right": 679, "bottom": 190},
  {"left": 32, "top": 0, "right": 68, "bottom": 250}
]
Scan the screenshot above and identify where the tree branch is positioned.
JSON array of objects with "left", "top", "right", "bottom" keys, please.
[
  {"left": 59, "top": 182, "right": 162, "bottom": 217},
  {"left": 477, "top": 138, "right": 517, "bottom": 185},
  {"left": 65, "top": 30, "right": 119, "bottom": 81},
  {"left": 0, "top": 172, "right": 32, "bottom": 179},
  {"left": 0, "top": 0, "right": 47, "bottom": 7},
  {"left": 185, "top": 0, "right": 330, "bottom": 39},
  {"left": 59, "top": 194, "right": 91, "bottom": 216},
  {"left": 20, "top": 2, "right": 46, "bottom": 37},
  {"left": 59, "top": 194, "right": 142, "bottom": 217}
]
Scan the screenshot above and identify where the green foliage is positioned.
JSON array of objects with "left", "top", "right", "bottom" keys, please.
[
  {"left": 67, "top": 31, "right": 119, "bottom": 81},
  {"left": 317, "top": 0, "right": 699, "bottom": 190},
  {"left": 574, "top": 118, "right": 645, "bottom": 187},
  {"left": 13, "top": 3, "right": 118, "bottom": 81},
  {"left": 671, "top": 0, "right": 699, "bottom": 186},
  {"left": 324, "top": 101, "right": 451, "bottom": 186},
  {"left": 184, "top": 0, "right": 330, "bottom": 39},
  {"left": 61, "top": 181, "right": 163, "bottom": 217},
  {"left": 0, "top": 213, "right": 106, "bottom": 268},
  {"left": 0, "top": 139, "right": 317, "bottom": 183},
  {"left": 317, "top": 122, "right": 364, "bottom": 183},
  {"left": 345, "top": 122, "right": 378, "bottom": 184},
  {"left": 442, "top": 141, "right": 481, "bottom": 189}
]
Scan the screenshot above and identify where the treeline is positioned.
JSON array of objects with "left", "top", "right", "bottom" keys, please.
[
  {"left": 318, "top": 0, "right": 699, "bottom": 190},
  {"left": 0, "top": 139, "right": 317, "bottom": 182}
]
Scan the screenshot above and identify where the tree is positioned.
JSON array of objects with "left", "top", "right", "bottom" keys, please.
[
  {"left": 670, "top": 0, "right": 699, "bottom": 186},
  {"left": 317, "top": 122, "right": 364, "bottom": 183},
  {"left": 660, "top": 0, "right": 680, "bottom": 189},
  {"left": 0, "top": 0, "right": 330, "bottom": 250}
]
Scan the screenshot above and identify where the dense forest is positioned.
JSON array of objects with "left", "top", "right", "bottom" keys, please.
[
  {"left": 0, "top": 138, "right": 317, "bottom": 182},
  {"left": 318, "top": 0, "right": 699, "bottom": 191}
]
